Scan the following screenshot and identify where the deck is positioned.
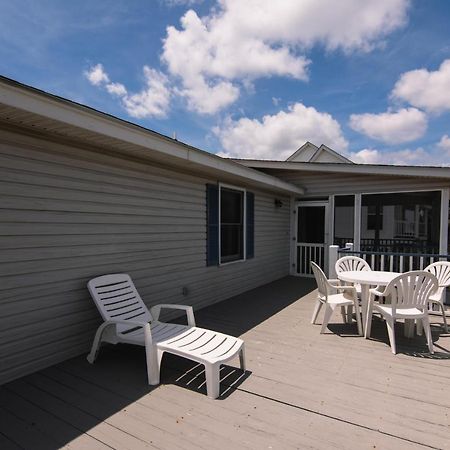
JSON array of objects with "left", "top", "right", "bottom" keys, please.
[{"left": 1, "top": 276, "right": 449, "bottom": 450}]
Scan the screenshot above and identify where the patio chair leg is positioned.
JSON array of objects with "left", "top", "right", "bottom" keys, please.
[
  {"left": 365, "top": 304, "right": 374, "bottom": 339},
  {"left": 321, "top": 304, "right": 335, "bottom": 334},
  {"left": 385, "top": 318, "right": 397, "bottom": 354},
  {"left": 239, "top": 346, "right": 246, "bottom": 371},
  {"left": 354, "top": 303, "right": 362, "bottom": 336},
  {"left": 205, "top": 363, "right": 221, "bottom": 399},
  {"left": 346, "top": 305, "right": 353, "bottom": 323},
  {"left": 438, "top": 303, "right": 448, "bottom": 333},
  {"left": 340, "top": 306, "right": 347, "bottom": 323},
  {"left": 422, "top": 315, "right": 434, "bottom": 354},
  {"left": 311, "top": 299, "right": 323, "bottom": 324},
  {"left": 416, "top": 319, "right": 423, "bottom": 336}
]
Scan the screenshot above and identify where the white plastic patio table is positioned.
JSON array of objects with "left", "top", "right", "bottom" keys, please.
[{"left": 337, "top": 270, "right": 400, "bottom": 338}]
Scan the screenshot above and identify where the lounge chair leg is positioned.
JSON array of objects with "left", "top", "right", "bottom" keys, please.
[
  {"left": 385, "top": 318, "right": 397, "bottom": 354},
  {"left": 321, "top": 304, "right": 335, "bottom": 334},
  {"left": 205, "top": 363, "right": 221, "bottom": 399},
  {"left": 311, "top": 300, "right": 323, "bottom": 324},
  {"left": 239, "top": 346, "right": 246, "bottom": 372},
  {"left": 422, "top": 315, "right": 434, "bottom": 354},
  {"left": 145, "top": 343, "right": 160, "bottom": 386},
  {"left": 87, "top": 323, "right": 109, "bottom": 364}
]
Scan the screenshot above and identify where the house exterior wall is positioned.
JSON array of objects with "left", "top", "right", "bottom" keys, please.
[
  {"left": 263, "top": 170, "right": 450, "bottom": 197},
  {"left": 0, "top": 130, "right": 290, "bottom": 385}
]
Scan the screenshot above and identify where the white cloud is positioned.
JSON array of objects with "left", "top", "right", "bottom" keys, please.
[
  {"left": 162, "top": 0, "right": 409, "bottom": 114},
  {"left": 438, "top": 134, "right": 450, "bottom": 153},
  {"left": 85, "top": 64, "right": 110, "bottom": 86},
  {"left": 391, "top": 59, "right": 450, "bottom": 114},
  {"left": 85, "top": 65, "right": 171, "bottom": 118},
  {"left": 349, "top": 147, "right": 450, "bottom": 166},
  {"left": 214, "top": 103, "right": 348, "bottom": 160},
  {"left": 122, "top": 67, "right": 171, "bottom": 118},
  {"left": 349, "top": 108, "right": 427, "bottom": 144}
]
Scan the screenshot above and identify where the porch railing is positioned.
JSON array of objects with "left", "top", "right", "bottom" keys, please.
[{"left": 328, "top": 243, "right": 450, "bottom": 304}]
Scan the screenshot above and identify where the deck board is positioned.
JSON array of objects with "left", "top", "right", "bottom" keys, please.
[{"left": 1, "top": 276, "right": 449, "bottom": 449}]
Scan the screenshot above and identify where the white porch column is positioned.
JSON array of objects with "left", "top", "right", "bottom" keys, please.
[
  {"left": 439, "top": 188, "right": 449, "bottom": 255},
  {"left": 328, "top": 245, "right": 339, "bottom": 278},
  {"left": 354, "top": 194, "right": 361, "bottom": 251},
  {"left": 290, "top": 196, "right": 297, "bottom": 275}
]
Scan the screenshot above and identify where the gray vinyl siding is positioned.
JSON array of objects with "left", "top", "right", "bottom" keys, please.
[
  {"left": 263, "top": 169, "right": 450, "bottom": 197},
  {"left": 0, "top": 132, "right": 290, "bottom": 385}
]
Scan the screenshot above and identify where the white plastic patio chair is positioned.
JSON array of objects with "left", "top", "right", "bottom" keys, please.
[
  {"left": 366, "top": 271, "right": 438, "bottom": 354},
  {"left": 424, "top": 261, "right": 449, "bottom": 333},
  {"left": 310, "top": 262, "right": 362, "bottom": 336},
  {"left": 87, "top": 273, "right": 245, "bottom": 399}
]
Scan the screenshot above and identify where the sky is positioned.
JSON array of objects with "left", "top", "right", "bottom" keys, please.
[{"left": 1, "top": 0, "right": 450, "bottom": 165}]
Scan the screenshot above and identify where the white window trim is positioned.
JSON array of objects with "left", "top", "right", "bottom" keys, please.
[{"left": 218, "top": 183, "right": 247, "bottom": 266}]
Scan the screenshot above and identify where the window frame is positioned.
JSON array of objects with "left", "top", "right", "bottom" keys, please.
[{"left": 218, "top": 183, "right": 247, "bottom": 266}]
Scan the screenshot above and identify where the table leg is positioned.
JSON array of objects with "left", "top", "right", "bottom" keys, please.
[{"left": 361, "top": 284, "right": 370, "bottom": 338}]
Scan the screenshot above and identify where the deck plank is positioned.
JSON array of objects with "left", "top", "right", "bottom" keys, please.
[{"left": 1, "top": 276, "right": 449, "bottom": 449}]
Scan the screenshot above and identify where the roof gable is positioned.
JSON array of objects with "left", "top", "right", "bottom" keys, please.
[
  {"left": 286, "top": 142, "right": 352, "bottom": 163},
  {"left": 286, "top": 142, "right": 318, "bottom": 162}
]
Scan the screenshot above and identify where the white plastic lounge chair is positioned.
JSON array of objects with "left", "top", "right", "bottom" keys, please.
[
  {"left": 87, "top": 273, "right": 245, "bottom": 399},
  {"left": 366, "top": 271, "right": 438, "bottom": 354},
  {"left": 424, "top": 261, "right": 449, "bottom": 333},
  {"left": 310, "top": 262, "right": 362, "bottom": 336}
]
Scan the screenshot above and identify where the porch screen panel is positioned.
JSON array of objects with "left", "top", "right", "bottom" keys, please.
[
  {"left": 360, "top": 191, "right": 441, "bottom": 255},
  {"left": 334, "top": 195, "right": 354, "bottom": 247}
]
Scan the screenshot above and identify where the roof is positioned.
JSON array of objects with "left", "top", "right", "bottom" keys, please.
[
  {"left": 286, "top": 142, "right": 353, "bottom": 164},
  {"left": 0, "top": 75, "right": 303, "bottom": 196},
  {"left": 232, "top": 159, "right": 450, "bottom": 179}
]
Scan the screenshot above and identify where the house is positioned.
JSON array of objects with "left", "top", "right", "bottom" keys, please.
[{"left": 0, "top": 75, "right": 449, "bottom": 385}]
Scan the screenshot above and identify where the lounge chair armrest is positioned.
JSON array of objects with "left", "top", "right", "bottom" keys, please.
[
  {"left": 150, "top": 304, "right": 196, "bottom": 327},
  {"left": 99, "top": 320, "right": 152, "bottom": 345}
]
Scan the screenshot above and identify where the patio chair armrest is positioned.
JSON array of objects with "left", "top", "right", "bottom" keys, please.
[
  {"left": 334, "top": 285, "right": 357, "bottom": 292},
  {"left": 369, "top": 287, "right": 386, "bottom": 297},
  {"left": 328, "top": 279, "right": 341, "bottom": 287},
  {"left": 150, "top": 304, "right": 196, "bottom": 327}
]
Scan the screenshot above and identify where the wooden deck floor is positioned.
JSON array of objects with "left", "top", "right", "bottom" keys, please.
[{"left": 1, "top": 276, "right": 449, "bottom": 450}]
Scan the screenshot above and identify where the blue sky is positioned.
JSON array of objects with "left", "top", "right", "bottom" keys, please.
[{"left": 1, "top": 0, "right": 450, "bottom": 165}]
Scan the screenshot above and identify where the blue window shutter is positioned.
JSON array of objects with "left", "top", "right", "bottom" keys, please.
[
  {"left": 246, "top": 192, "right": 255, "bottom": 259},
  {"left": 206, "top": 184, "right": 219, "bottom": 266}
]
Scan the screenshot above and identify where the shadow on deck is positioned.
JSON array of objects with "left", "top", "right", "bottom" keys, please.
[{"left": 1, "top": 276, "right": 449, "bottom": 450}]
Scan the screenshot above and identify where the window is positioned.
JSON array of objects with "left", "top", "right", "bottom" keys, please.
[
  {"left": 206, "top": 184, "right": 254, "bottom": 266},
  {"left": 220, "top": 187, "right": 245, "bottom": 263}
]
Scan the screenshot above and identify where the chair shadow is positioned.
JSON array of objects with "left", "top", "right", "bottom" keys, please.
[
  {"left": 361, "top": 316, "right": 450, "bottom": 359},
  {"left": 160, "top": 353, "right": 252, "bottom": 400}
]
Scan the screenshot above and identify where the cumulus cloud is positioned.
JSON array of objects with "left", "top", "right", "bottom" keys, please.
[
  {"left": 349, "top": 108, "right": 427, "bottom": 144},
  {"left": 391, "top": 59, "right": 450, "bottom": 114},
  {"left": 162, "top": 0, "right": 409, "bottom": 114},
  {"left": 84, "top": 63, "right": 110, "bottom": 86},
  {"left": 214, "top": 103, "right": 348, "bottom": 160},
  {"left": 438, "top": 134, "right": 450, "bottom": 152},
  {"left": 85, "top": 64, "right": 171, "bottom": 118},
  {"left": 349, "top": 147, "right": 450, "bottom": 166}
]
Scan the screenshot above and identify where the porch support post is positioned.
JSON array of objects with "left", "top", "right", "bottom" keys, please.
[
  {"left": 289, "top": 196, "right": 297, "bottom": 275},
  {"left": 439, "top": 188, "right": 449, "bottom": 256},
  {"left": 328, "top": 245, "right": 339, "bottom": 278},
  {"left": 354, "top": 194, "right": 361, "bottom": 251}
]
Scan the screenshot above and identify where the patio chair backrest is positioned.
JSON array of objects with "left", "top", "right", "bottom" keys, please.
[
  {"left": 311, "top": 262, "right": 331, "bottom": 298},
  {"left": 335, "top": 256, "right": 371, "bottom": 275},
  {"left": 88, "top": 273, "right": 153, "bottom": 333},
  {"left": 424, "top": 261, "right": 450, "bottom": 287},
  {"left": 383, "top": 271, "right": 438, "bottom": 313}
]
